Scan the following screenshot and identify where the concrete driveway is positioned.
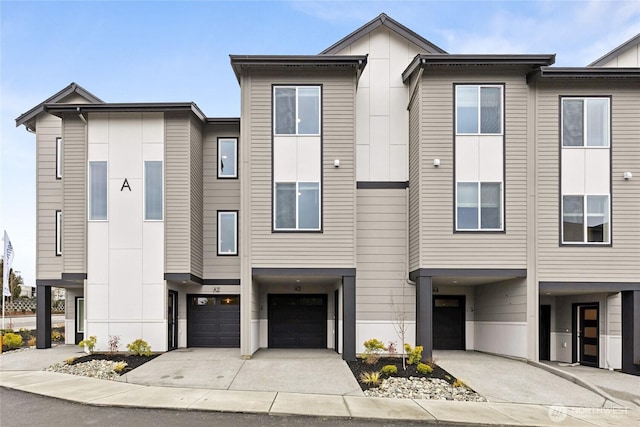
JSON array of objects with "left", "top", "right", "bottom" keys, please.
[
  {"left": 433, "top": 350, "right": 625, "bottom": 408},
  {"left": 119, "top": 348, "right": 364, "bottom": 396}
]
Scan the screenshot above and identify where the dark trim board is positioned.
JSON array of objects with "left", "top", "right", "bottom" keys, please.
[
  {"left": 164, "top": 273, "right": 203, "bottom": 285},
  {"left": 203, "top": 279, "right": 241, "bottom": 286},
  {"left": 253, "top": 268, "right": 356, "bottom": 277},
  {"left": 35, "top": 279, "right": 83, "bottom": 288},
  {"left": 410, "top": 268, "right": 526, "bottom": 280},
  {"left": 540, "top": 282, "right": 640, "bottom": 293},
  {"left": 356, "top": 181, "right": 408, "bottom": 189}
]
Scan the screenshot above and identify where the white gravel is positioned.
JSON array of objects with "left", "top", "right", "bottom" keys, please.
[
  {"left": 45, "top": 360, "right": 123, "bottom": 381},
  {"left": 364, "top": 376, "right": 486, "bottom": 401}
]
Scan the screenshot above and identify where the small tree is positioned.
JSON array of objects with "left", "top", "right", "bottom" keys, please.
[{"left": 390, "top": 285, "right": 409, "bottom": 370}]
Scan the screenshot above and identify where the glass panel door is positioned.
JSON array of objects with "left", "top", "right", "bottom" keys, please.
[{"left": 579, "top": 305, "right": 599, "bottom": 367}]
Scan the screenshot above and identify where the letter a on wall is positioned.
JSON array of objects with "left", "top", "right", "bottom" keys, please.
[{"left": 121, "top": 178, "right": 131, "bottom": 191}]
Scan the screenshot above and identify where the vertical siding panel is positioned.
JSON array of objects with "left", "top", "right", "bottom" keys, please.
[
  {"left": 165, "top": 112, "right": 191, "bottom": 273},
  {"left": 62, "top": 114, "right": 87, "bottom": 274}
]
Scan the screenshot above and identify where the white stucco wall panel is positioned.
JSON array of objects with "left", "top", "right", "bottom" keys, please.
[
  {"left": 473, "top": 321, "right": 527, "bottom": 359},
  {"left": 142, "top": 112, "right": 164, "bottom": 143},
  {"left": 87, "top": 223, "right": 109, "bottom": 283},
  {"left": 109, "top": 178, "right": 142, "bottom": 249},
  {"left": 88, "top": 113, "right": 109, "bottom": 143},
  {"left": 109, "top": 249, "right": 143, "bottom": 319},
  {"left": 561, "top": 149, "right": 586, "bottom": 194},
  {"left": 584, "top": 149, "right": 610, "bottom": 194}
]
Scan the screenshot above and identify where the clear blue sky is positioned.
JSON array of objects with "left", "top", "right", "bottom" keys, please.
[{"left": 1, "top": 0, "right": 639, "bottom": 287}]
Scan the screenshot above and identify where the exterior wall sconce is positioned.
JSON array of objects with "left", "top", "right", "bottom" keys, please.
[
  {"left": 433, "top": 159, "right": 440, "bottom": 167},
  {"left": 334, "top": 159, "right": 340, "bottom": 167},
  {"left": 623, "top": 171, "right": 632, "bottom": 180}
]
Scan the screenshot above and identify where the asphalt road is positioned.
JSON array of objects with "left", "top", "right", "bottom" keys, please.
[{"left": 0, "top": 388, "right": 451, "bottom": 427}]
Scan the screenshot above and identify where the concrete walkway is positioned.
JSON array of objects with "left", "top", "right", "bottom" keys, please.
[{"left": 1, "top": 346, "right": 639, "bottom": 426}]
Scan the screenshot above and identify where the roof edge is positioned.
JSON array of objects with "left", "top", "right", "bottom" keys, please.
[
  {"left": 588, "top": 33, "right": 640, "bottom": 67},
  {"left": 44, "top": 102, "right": 208, "bottom": 123},
  {"left": 320, "top": 13, "right": 446, "bottom": 55},
  {"left": 533, "top": 67, "right": 640, "bottom": 79}
]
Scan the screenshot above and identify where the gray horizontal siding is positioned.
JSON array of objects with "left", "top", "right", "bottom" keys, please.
[
  {"left": 536, "top": 80, "right": 640, "bottom": 281},
  {"left": 203, "top": 123, "right": 241, "bottom": 279},
  {"left": 408, "top": 77, "right": 421, "bottom": 272},
  {"left": 190, "top": 117, "right": 203, "bottom": 278},
  {"left": 474, "top": 278, "right": 527, "bottom": 322}
]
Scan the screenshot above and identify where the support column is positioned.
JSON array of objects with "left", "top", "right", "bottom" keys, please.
[
  {"left": 342, "top": 275, "right": 356, "bottom": 361},
  {"left": 416, "top": 274, "right": 433, "bottom": 361},
  {"left": 621, "top": 291, "right": 640, "bottom": 376},
  {"left": 36, "top": 284, "right": 52, "bottom": 349}
]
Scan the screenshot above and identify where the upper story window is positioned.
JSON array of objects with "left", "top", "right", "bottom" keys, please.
[
  {"left": 217, "top": 211, "right": 238, "bottom": 255},
  {"left": 562, "top": 195, "right": 610, "bottom": 244},
  {"left": 274, "top": 86, "right": 321, "bottom": 135},
  {"left": 56, "top": 137, "right": 62, "bottom": 179},
  {"left": 456, "top": 182, "right": 502, "bottom": 231},
  {"left": 275, "top": 182, "right": 320, "bottom": 230},
  {"left": 55, "top": 210, "right": 62, "bottom": 256},
  {"left": 218, "top": 138, "right": 238, "bottom": 178},
  {"left": 144, "top": 161, "right": 163, "bottom": 221},
  {"left": 88, "top": 161, "right": 108, "bottom": 221},
  {"left": 562, "top": 98, "right": 610, "bottom": 147},
  {"left": 456, "top": 85, "right": 503, "bottom": 135}
]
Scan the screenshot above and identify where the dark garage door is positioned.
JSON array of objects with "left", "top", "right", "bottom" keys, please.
[
  {"left": 269, "top": 294, "right": 327, "bottom": 348},
  {"left": 433, "top": 295, "right": 465, "bottom": 350},
  {"left": 187, "top": 295, "right": 240, "bottom": 347}
]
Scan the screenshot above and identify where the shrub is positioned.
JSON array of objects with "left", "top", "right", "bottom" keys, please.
[
  {"left": 387, "top": 341, "right": 397, "bottom": 356},
  {"left": 404, "top": 344, "right": 423, "bottom": 365},
  {"left": 27, "top": 336, "right": 37, "bottom": 347},
  {"left": 361, "top": 338, "right": 386, "bottom": 364},
  {"left": 113, "top": 362, "right": 128, "bottom": 374},
  {"left": 359, "top": 371, "right": 381, "bottom": 386},
  {"left": 108, "top": 335, "right": 121, "bottom": 353},
  {"left": 380, "top": 364, "right": 398, "bottom": 375},
  {"left": 3, "top": 332, "right": 23, "bottom": 349},
  {"left": 453, "top": 378, "right": 467, "bottom": 388},
  {"left": 79, "top": 336, "right": 97, "bottom": 353},
  {"left": 65, "top": 357, "right": 76, "bottom": 365},
  {"left": 416, "top": 362, "right": 433, "bottom": 374},
  {"left": 51, "top": 330, "right": 63, "bottom": 342},
  {"left": 127, "top": 339, "right": 152, "bottom": 356}
]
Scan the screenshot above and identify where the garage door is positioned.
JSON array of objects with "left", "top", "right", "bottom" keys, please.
[
  {"left": 187, "top": 295, "right": 240, "bottom": 347},
  {"left": 269, "top": 294, "right": 327, "bottom": 348},
  {"left": 433, "top": 296, "right": 465, "bottom": 350}
]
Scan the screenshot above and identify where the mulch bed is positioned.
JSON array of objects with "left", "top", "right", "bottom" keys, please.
[
  {"left": 70, "top": 353, "right": 161, "bottom": 374},
  {"left": 347, "top": 356, "right": 456, "bottom": 391}
]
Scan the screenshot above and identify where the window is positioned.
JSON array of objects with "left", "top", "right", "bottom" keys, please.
[
  {"left": 218, "top": 138, "right": 238, "bottom": 178},
  {"left": 562, "top": 195, "right": 610, "bottom": 244},
  {"left": 76, "top": 297, "right": 84, "bottom": 334},
  {"left": 144, "top": 161, "right": 163, "bottom": 220},
  {"left": 88, "top": 161, "right": 108, "bottom": 221},
  {"left": 274, "top": 182, "right": 320, "bottom": 230},
  {"left": 55, "top": 210, "right": 62, "bottom": 256},
  {"left": 274, "top": 86, "right": 320, "bottom": 135},
  {"left": 562, "top": 98, "right": 610, "bottom": 147},
  {"left": 456, "top": 182, "right": 502, "bottom": 230},
  {"left": 456, "top": 85, "right": 502, "bottom": 134},
  {"left": 56, "top": 137, "right": 62, "bottom": 179},
  {"left": 217, "top": 211, "right": 237, "bottom": 255}
]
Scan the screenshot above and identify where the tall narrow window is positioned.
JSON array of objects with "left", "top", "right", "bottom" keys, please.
[
  {"left": 274, "top": 86, "right": 320, "bottom": 135},
  {"left": 217, "top": 211, "right": 238, "bottom": 255},
  {"left": 144, "top": 161, "right": 163, "bottom": 221},
  {"left": 456, "top": 182, "right": 502, "bottom": 231},
  {"left": 55, "top": 210, "right": 62, "bottom": 256},
  {"left": 562, "top": 98, "right": 610, "bottom": 147},
  {"left": 76, "top": 297, "right": 85, "bottom": 334},
  {"left": 218, "top": 138, "right": 237, "bottom": 178},
  {"left": 56, "top": 137, "right": 62, "bottom": 179},
  {"left": 456, "top": 85, "right": 503, "bottom": 135},
  {"left": 89, "top": 161, "right": 108, "bottom": 221}
]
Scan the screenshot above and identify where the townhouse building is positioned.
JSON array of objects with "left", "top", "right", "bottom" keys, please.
[{"left": 17, "top": 15, "right": 640, "bottom": 375}]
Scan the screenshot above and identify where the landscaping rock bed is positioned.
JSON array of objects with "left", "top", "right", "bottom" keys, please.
[{"left": 45, "top": 353, "right": 160, "bottom": 380}]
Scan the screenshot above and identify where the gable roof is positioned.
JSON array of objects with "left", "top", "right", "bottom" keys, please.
[
  {"left": 320, "top": 13, "right": 446, "bottom": 55},
  {"left": 16, "top": 82, "right": 104, "bottom": 131},
  {"left": 588, "top": 33, "right": 640, "bottom": 67}
]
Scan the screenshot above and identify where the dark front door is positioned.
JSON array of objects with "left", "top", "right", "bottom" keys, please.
[
  {"left": 187, "top": 295, "right": 240, "bottom": 347},
  {"left": 433, "top": 296, "right": 465, "bottom": 350},
  {"left": 579, "top": 304, "right": 599, "bottom": 367},
  {"left": 539, "top": 305, "right": 551, "bottom": 361},
  {"left": 168, "top": 291, "right": 178, "bottom": 350},
  {"left": 269, "top": 294, "right": 327, "bottom": 348}
]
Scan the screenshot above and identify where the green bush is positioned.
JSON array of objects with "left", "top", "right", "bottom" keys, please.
[
  {"left": 113, "top": 362, "right": 128, "bottom": 374},
  {"left": 127, "top": 339, "right": 152, "bottom": 356},
  {"left": 404, "top": 344, "right": 423, "bottom": 365},
  {"left": 416, "top": 362, "right": 433, "bottom": 374},
  {"left": 79, "top": 336, "right": 97, "bottom": 353},
  {"left": 361, "top": 338, "right": 386, "bottom": 364},
  {"left": 380, "top": 364, "right": 398, "bottom": 375},
  {"left": 3, "top": 332, "right": 23, "bottom": 349}
]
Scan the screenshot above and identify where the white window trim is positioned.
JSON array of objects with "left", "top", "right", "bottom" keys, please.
[
  {"left": 561, "top": 194, "right": 611, "bottom": 245},
  {"left": 55, "top": 210, "right": 62, "bottom": 256},
  {"left": 143, "top": 160, "right": 164, "bottom": 221},
  {"left": 273, "top": 86, "right": 321, "bottom": 136},
  {"left": 217, "top": 138, "right": 238, "bottom": 178},
  {"left": 561, "top": 97, "right": 610, "bottom": 148},
  {"left": 273, "top": 181, "right": 321, "bottom": 231},
  {"left": 455, "top": 85, "right": 504, "bottom": 136},
  {"left": 76, "top": 297, "right": 84, "bottom": 334},
  {"left": 217, "top": 211, "right": 238, "bottom": 256},
  {"left": 455, "top": 181, "right": 503, "bottom": 231},
  {"left": 88, "top": 161, "right": 108, "bottom": 222},
  {"left": 56, "top": 137, "right": 62, "bottom": 179}
]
